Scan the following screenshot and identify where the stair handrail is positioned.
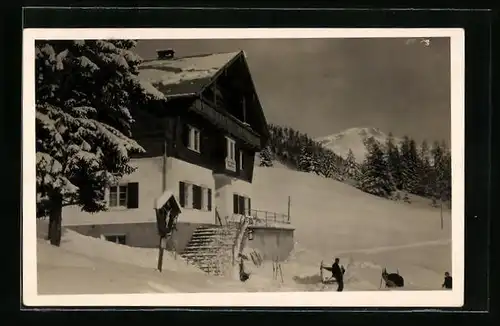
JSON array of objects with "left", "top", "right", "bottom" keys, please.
[{"left": 215, "top": 208, "right": 223, "bottom": 226}]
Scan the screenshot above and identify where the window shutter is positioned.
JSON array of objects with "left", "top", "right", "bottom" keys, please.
[
  {"left": 207, "top": 188, "right": 212, "bottom": 211},
  {"left": 193, "top": 185, "right": 202, "bottom": 210},
  {"left": 238, "top": 196, "right": 245, "bottom": 215},
  {"left": 248, "top": 197, "right": 251, "bottom": 215},
  {"left": 233, "top": 194, "right": 239, "bottom": 214},
  {"left": 179, "top": 182, "right": 185, "bottom": 207},
  {"left": 126, "top": 183, "right": 139, "bottom": 209}
]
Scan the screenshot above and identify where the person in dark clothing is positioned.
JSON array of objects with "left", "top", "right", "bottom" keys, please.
[
  {"left": 322, "top": 258, "right": 345, "bottom": 292},
  {"left": 442, "top": 272, "right": 452, "bottom": 289}
]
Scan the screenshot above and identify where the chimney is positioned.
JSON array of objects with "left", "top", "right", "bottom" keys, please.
[{"left": 157, "top": 48, "right": 175, "bottom": 60}]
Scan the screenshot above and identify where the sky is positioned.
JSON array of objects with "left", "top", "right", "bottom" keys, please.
[{"left": 134, "top": 37, "right": 451, "bottom": 144}]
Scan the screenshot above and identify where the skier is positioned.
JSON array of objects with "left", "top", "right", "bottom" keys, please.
[
  {"left": 442, "top": 272, "right": 452, "bottom": 289},
  {"left": 321, "top": 258, "right": 345, "bottom": 291}
]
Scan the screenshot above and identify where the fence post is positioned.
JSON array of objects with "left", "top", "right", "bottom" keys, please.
[{"left": 287, "top": 196, "right": 291, "bottom": 223}]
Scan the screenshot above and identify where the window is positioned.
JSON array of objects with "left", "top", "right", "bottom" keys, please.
[
  {"left": 225, "top": 136, "right": 236, "bottom": 171},
  {"left": 239, "top": 150, "right": 244, "bottom": 170},
  {"left": 233, "top": 193, "right": 251, "bottom": 216},
  {"left": 108, "top": 182, "right": 139, "bottom": 209},
  {"left": 109, "top": 185, "right": 127, "bottom": 207},
  {"left": 179, "top": 181, "right": 212, "bottom": 211},
  {"left": 104, "top": 234, "right": 127, "bottom": 245},
  {"left": 187, "top": 126, "right": 201, "bottom": 152}
]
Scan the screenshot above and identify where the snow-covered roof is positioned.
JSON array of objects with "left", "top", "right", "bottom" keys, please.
[
  {"left": 154, "top": 189, "right": 182, "bottom": 214},
  {"left": 138, "top": 51, "right": 242, "bottom": 98}
]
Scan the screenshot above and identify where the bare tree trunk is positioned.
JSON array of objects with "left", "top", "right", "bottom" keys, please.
[{"left": 47, "top": 195, "right": 63, "bottom": 246}]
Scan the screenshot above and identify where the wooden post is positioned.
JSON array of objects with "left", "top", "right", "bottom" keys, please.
[
  {"left": 440, "top": 200, "right": 444, "bottom": 230},
  {"left": 287, "top": 196, "right": 291, "bottom": 223},
  {"left": 158, "top": 139, "right": 168, "bottom": 272},
  {"left": 162, "top": 139, "right": 168, "bottom": 192},
  {"left": 157, "top": 236, "right": 166, "bottom": 272}
]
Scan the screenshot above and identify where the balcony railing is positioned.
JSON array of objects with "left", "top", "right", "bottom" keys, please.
[
  {"left": 249, "top": 209, "right": 290, "bottom": 225},
  {"left": 218, "top": 208, "right": 291, "bottom": 227}
]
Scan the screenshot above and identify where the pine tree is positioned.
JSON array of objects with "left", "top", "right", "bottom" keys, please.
[
  {"left": 399, "top": 136, "right": 419, "bottom": 194},
  {"left": 298, "top": 145, "right": 313, "bottom": 172},
  {"left": 317, "top": 149, "right": 339, "bottom": 178},
  {"left": 259, "top": 146, "right": 274, "bottom": 167},
  {"left": 431, "top": 141, "right": 451, "bottom": 204},
  {"left": 417, "top": 140, "right": 433, "bottom": 197},
  {"left": 441, "top": 149, "right": 452, "bottom": 204},
  {"left": 35, "top": 40, "right": 161, "bottom": 246},
  {"left": 343, "top": 148, "right": 361, "bottom": 181},
  {"left": 430, "top": 141, "right": 445, "bottom": 201},
  {"left": 385, "top": 133, "right": 403, "bottom": 190},
  {"left": 359, "top": 138, "right": 395, "bottom": 197}
]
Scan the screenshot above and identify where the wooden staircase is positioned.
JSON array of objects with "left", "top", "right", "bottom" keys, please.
[{"left": 180, "top": 224, "right": 239, "bottom": 275}]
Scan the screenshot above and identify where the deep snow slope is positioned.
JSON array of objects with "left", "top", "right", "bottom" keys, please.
[{"left": 251, "top": 165, "right": 452, "bottom": 290}]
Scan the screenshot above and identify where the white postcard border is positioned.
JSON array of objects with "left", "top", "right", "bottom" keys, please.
[{"left": 22, "top": 28, "right": 465, "bottom": 307}]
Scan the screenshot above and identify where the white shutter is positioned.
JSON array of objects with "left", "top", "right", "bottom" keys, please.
[
  {"left": 185, "top": 183, "right": 193, "bottom": 209},
  {"left": 202, "top": 187, "right": 209, "bottom": 210},
  {"left": 245, "top": 197, "right": 250, "bottom": 215}
]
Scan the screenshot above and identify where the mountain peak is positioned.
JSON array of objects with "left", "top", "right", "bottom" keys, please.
[{"left": 315, "top": 127, "right": 397, "bottom": 163}]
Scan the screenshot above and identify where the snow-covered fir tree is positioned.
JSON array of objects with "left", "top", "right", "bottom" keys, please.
[
  {"left": 36, "top": 40, "right": 162, "bottom": 246},
  {"left": 343, "top": 148, "right": 361, "bottom": 181},
  {"left": 259, "top": 146, "right": 274, "bottom": 167},
  {"left": 431, "top": 141, "right": 451, "bottom": 204},
  {"left": 359, "top": 137, "right": 395, "bottom": 198},
  {"left": 441, "top": 149, "right": 452, "bottom": 204},
  {"left": 317, "top": 149, "right": 339, "bottom": 179},
  {"left": 417, "top": 140, "right": 433, "bottom": 197},
  {"left": 298, "top": 145, "right": 319, "bottom": 173},
  {"left": 385, "top": 133, "right": 403, "bottom": 190},
  {"left": 399, "top": 136, "right": 419, "bottom": 194}
]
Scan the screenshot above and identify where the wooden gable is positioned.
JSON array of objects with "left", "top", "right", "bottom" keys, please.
[{"left": 197, "top": 51, "right": 270, "bottom": 149}]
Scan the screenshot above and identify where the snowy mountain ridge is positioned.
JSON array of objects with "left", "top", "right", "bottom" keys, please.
[{"left": 315, "top": 127, "right": 403, "bottom": 164}]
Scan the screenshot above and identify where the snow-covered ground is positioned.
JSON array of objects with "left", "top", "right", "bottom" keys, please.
[{"left": 36, "top": 160, "right": 452, "bottom": 294}]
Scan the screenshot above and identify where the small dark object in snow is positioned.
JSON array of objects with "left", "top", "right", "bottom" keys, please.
[
  {"left": 381, "top": 267, "right": 405, "bottom": 288},
  {"left": 240, "top": 273, "right": 250, "bottom": 282}
]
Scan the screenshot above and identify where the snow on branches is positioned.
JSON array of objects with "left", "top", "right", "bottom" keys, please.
[{"left": 35, "top": 40, "right": 154, "bottom": 227}]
